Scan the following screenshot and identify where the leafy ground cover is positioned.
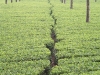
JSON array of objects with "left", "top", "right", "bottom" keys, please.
[
  {"left": 50, "top": 0, "right": 100, "bottom": 74},
  {"left": 0, "top": 0, "right": 52, "bottom": 74},
  {"left": 0, "top": 0, "right": 100, "bottom": 75}
]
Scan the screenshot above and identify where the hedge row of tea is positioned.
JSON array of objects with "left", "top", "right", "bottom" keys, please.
[
  {"left": 50, "top": 0, "right": 100, "bottom": 74},
  {"left": 0, "top": 0, "right": 52, "bottom": 74},
  {"left": 0, "top": 0, "right": 100, "bottom": 75}
]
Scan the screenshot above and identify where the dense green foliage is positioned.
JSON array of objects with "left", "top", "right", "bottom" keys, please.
[
  {"left": 0, "top": 0, "right": 100, "bottom": 75},
  {"left": 0, "top": 0, "right": 52, "bottom": 74},
  {"left": 50, "top": 0, "right": 100, "bottom": 74}
]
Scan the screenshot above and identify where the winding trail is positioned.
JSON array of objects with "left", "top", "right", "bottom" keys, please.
[
  {"left": 47, "top": 0, "right": 58, "bottom": 68},
  {"left": 40, "top": 0, "right": 59, "bottom": 75}
]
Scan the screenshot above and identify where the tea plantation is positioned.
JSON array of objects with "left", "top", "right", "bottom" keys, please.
[{"left": 0, "top": 0, "right": 100, "bottom": 75}]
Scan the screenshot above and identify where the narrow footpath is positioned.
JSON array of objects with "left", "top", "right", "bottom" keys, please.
[{"left": 40, "top": 0, "right": 60, "bottom": 75}]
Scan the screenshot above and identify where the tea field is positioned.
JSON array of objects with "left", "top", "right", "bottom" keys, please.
[
  {"left": 0, "top": 0, "right": 52, "bottom": 74},
  {"left": 0, "top": 0, "right": 100, "bottom": 75}
]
